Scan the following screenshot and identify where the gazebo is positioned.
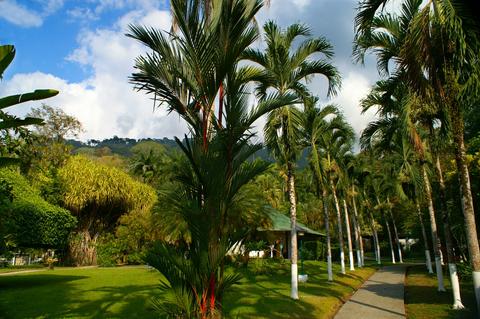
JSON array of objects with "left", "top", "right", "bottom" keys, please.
[{"left": 257, "top": 206, "right": 325, "bottom": 259}]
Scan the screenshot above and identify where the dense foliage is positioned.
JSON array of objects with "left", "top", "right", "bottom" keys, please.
[{"left": 0, "top": 168, "right": 76, "bottom": 249}]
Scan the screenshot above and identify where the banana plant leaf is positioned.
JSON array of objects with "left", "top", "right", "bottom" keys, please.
[
  {"left": 0, "top": 89, "right": 59, "bottom": 109},
  {"left": 0, "top": 117, "right": 44, "bottom": 130},
  {"left": 0, "top": 45, "right": 15, "bottom": 79}
]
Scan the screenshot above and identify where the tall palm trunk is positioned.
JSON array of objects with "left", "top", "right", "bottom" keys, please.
[
  {"left": 450, "top": 108, "right": 480, "bottom": 310},
  {"left": 377, "top": 197, "right": 395, "bottom": 263},
  {"left": 323, "top": 189, "right": 333, "bottom": 281},
  {"left": 387, "top": 197, "right": 403, "bottom": 263},
  {"left": 435, "top": 155, "right": 464, "bottom": 309},
  {"left": 351, "top": 189, "right": 363, "bottom": 267},
  {"left": 343, "top": 199, "right": 355, "bottom": 271},
  {"left": 369, "top": 211, "right": 381, "bottom": 264},
  {"left": 416, "top": 201, "right": 433, "bottom": 274},
  {"left": 331, "top": 179, "right": 345, "bottom": 274},
  {"left": 287, "top": 162, "right": 299, "bottom": 299},
  {"left": 352, "top": 196, "right": 362, "bottom": 267},
  {"left": 422, "top": 164, "right": 446, "bottom": 291}
]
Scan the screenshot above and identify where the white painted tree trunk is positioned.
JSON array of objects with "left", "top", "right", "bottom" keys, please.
[
  {"left": 370, "top": 212, "right": 381, "bottom": 265},
  {"left": 351, "top": 201, "right": 362, "bottom": 268},
  {"left": 417, "top": 202, "right": 433, "bottom": 274},
  {"left": 423, "top": 166, "right": 445, "bottom": 292},
  {"left": 343, "top": 199, "right": 355, "bottom": 271},
  {"left": 287, "top": 164, "right": 299, "bottom": 300},
  {"left": 448, "top": 263, "right": 465, "bottom": 309},
  {"left": 425, "top": 250, "right": 433, "bottom": 274},
  {"left": 385, "top": 214, "right": 396, "bottom": 264},
  {"left": 331, "top": 180, "right": 345, "bottom": 274},
  {"left": 474, "top": 271, "right": 480, "bottom": 313},
  {"left": 436, "top": 155, "right": 464, "bottom": 308},
  {"left": 451, "top": 108, "right": 480, "bottom": 312},
  {"left": 323, "top": 190, "right": 333, "bottom": 281},
  {"left": 387, "top": 198, "right": 403, "bottom": 263},
  {"left": 378, "top": 197, "right": 395, "bottom": 264},
  {"left": 351, "top": 190, "right": 364, "bottom": 267}
]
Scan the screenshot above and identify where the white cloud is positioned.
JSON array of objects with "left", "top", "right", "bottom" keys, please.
[
  {"left": 0, "top": 0, "right": 43, "bottom": 27},
  {"left": 1, "top": 8, "right": 186, "bottom": 141},
  {"left": 42, "top": 0, "right": 64, "bottom": 15},
  {"left": 0, "top": 0, "right": 64, "bottom": 27},
  {"left": 331, "top": 72, "right": 377, "bottom": 139},
  {"left": 67, "top": 7, "right": 98, "bottom": 22}
]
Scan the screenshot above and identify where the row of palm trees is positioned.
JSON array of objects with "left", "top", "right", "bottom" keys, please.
[
  {"left": 354, "top": 0, "right": 480, "bottom": 310},
  {"left": 128, "top": 0, "right": 479, "bottom": 316}
]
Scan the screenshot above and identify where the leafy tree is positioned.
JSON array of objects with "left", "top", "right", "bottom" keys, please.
[{"left": 58, "top": 155, "right": 156, "bottom": 265}]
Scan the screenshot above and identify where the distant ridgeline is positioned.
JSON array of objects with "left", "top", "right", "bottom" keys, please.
[{"left": 67, "top": 136, "right": 309, "bottom": 168}]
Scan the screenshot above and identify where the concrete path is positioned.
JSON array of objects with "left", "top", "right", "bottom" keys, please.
[
  {"left": 334, "top": 265, "right": 407, "bottom": 319},
  {"left": 0, "top": 269, "right": 47, "bottom": 276}
]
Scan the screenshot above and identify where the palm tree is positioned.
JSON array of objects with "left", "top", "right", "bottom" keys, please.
[
  {"left": 301, "top": 96, "right": 341, "bottom": 281},
  {"left": 128, "top": 0, "right": 296, "bottom": 315},
  {"left": 348, "top": 161, "right": 366, "bottom": 267},
  {"left": 355, "top": 1, "right": 448, "bottom": 291},
  {"left": 355, "top": 0, "right": 480, "bottom": 308},
  {"left": 342, "top": 198, "right": 355, "bottom": 271},
  {"left": 360, "top": 80, "right": 446, "bottom": 290},
  {"left": 318, "top": 115, "right": 355, "bottom": 275},
  {"left": 245, "top": 21, "right": 340, "bottom": 299}
]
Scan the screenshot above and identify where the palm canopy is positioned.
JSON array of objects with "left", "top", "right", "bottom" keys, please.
[
  {"left": 246, "top": 21, "right": 341, "bottom": 166},
  {"left": 244, "top": 21, "right": 340, "bottom": 99},
  {"left": 300, "top": 97, "right": 341, "bottom": 191},
  {"left": 128, "top": 0, "right": 275, "bottom": 142}
]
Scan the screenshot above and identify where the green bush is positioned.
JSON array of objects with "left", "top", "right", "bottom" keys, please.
[
  {"left": 0, "top": 167, "right": 76, "bottom": 249},
  {"left": 96, "top": 235, "right": 122, "bottom": 267},
  {"left": 456, "top": 262, "right": 473, "bottom": 281},
  {"left": 301, "top": 241, "right": 324, "bottom": 260}
]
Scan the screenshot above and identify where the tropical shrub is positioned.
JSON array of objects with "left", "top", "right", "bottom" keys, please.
[
  {"left": 0, "top": 167, "right": 76, "bottom": 249},
  {"left": 96, "top": 234, "right": 122, "bottom": 267}
]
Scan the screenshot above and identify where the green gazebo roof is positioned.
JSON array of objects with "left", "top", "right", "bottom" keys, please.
[{"left": 258, "top": 206, "right": 325, "bottom": 236}]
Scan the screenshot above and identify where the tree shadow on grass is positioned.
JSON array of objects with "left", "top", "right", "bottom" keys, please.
[
  {"left": 223, "top": 263, "right": 371, "bottom": 319},
  {"left": 0, "top": 274, "right": 88, "bottom": 319},
  {"left": 58, "top": 284, "right": 160, "bottom": 319},
  {"left": 405, "top": 265, "right": 478, "bottom": 319},
  {"left": 0, "top": 273, "right": 87, "bottom": 288},
  {"left": 0, "top": 274, "right": 160, "bottom": 319}
]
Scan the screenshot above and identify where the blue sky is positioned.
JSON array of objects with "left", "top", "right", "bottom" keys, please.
[
  {"left": 1, "top": 1, "right": 168, "bottom": 81},
  {"left": 0, "top": 0, "right": 380, "bottom": 140}
]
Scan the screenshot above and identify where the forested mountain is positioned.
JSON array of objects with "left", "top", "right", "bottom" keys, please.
[{"left": 67, "top": 136, "right": 310, "bottom": 167}]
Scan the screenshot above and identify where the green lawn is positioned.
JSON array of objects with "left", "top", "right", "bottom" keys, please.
[
  {"left": 405, "top": 265, "right": 478, "bottom": 319},
  {"left": 224, "top": 260, "right": 376, "bottom": 318},
  {"left": 0, "top": 261, "right": 376, "bottom": 318}
]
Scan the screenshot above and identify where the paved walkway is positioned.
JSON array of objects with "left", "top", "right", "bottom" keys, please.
[
  {"left": 0, "top": 269, "right": 47, "bottom": 276},
  {"left": 334, "top": 265, "right": 407, "bottom": 319}
]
